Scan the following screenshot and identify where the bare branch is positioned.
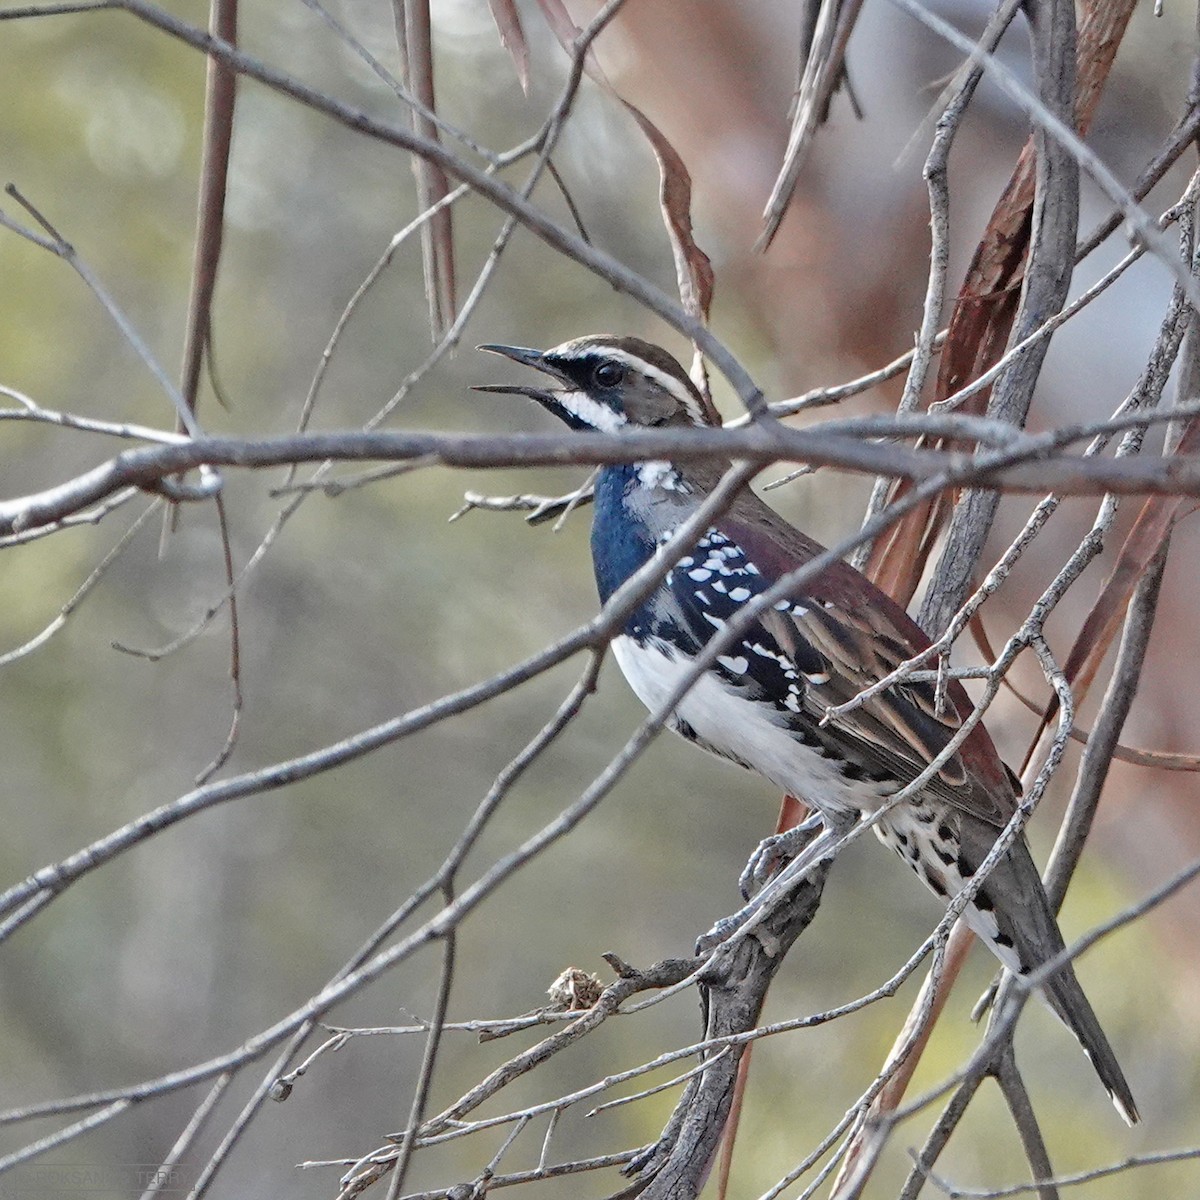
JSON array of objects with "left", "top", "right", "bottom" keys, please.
[
  {"left": 0, "top": 185, "right": 200, "bottom": 434},
  {"left": 11, "top": 403, "right": 1200, "bottom": 540}
]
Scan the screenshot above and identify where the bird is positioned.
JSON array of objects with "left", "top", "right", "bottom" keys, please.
[{"left": 478, "top": 334, "right": 1138, "bottom": 1125}]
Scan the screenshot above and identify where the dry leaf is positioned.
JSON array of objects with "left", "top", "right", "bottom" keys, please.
[
  {"left": 400, "top": 0, "right": 456, "bottom": 338},
  {"left": 533, "top": 0, "right": 611, "bottom": 86},
  {"left": 533, "top": 0, "right": 719, "bottom": 421},
  {"left": 486, "top": 0, "right": 530, "bottom": 94},
  {"left": 623, "top": 104, "right": 714, "bottom": 325}
]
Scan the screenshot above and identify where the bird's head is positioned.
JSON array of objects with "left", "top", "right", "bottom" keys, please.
[{"left": 477, "top": 335, "right": 713, "bottom": 431}]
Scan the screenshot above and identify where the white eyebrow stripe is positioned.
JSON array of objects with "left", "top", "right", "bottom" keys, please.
[
  {"left": 554, "top": 389, "right": 627, "bottom": 433},
  {"left": 594, "top": 347, "right": 710, "bottom": 427}
]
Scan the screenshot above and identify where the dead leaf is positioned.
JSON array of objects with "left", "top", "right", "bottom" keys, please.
[
  {"left": 623, "top": 105, "right": 714, "bottom": 325},
  {"left": 486, "top": 0, "right": 530, "bottom": 94},
  {"left": 532, "top": 1, "right": 720, "bottom": 422},
  {"left": 399, "top": 0, "right": 456, "bottom": 338},
  {"left": 533, "top": 0, "right": 611, "bottom": 87}
]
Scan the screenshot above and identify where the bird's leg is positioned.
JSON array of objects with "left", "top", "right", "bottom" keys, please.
[
  {"left": 739, "top": 810, "right": 826, "bottom": 899},
  {"left": 699, "top": 812, "right": 857, "bottom": 954}
]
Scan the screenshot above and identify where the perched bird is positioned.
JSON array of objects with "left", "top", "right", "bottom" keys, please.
[{"left": 479, "top": 334, "right": 1138, "bottom": 1124}]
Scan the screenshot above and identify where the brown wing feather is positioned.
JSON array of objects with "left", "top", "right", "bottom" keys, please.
[{"left": 716, "top": 487, "right": 1015, "bottom": 828}]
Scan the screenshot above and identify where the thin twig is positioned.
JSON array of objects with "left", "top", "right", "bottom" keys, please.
[{"left": 1, "top": 185, "right": 201, "bottom": 434}]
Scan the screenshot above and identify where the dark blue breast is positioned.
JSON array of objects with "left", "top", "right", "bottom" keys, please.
[{"left": 590, "top": 466, "right": 657, "bottom": 636}]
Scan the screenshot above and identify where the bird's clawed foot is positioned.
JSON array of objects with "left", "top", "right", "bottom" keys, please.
[
  {"left": 696, "top": 910, "right": 749, "bottom": 955},
  {"left": 739, "top": 811, "right": 826, "bottom": 899},
  {"left": 698, "top": 813, "right": 850, "bottom": 956}
]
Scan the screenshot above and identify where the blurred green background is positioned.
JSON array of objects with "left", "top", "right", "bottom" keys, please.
[{"left": 2, "top": 1, "right": 1198, "bottom": 1197}]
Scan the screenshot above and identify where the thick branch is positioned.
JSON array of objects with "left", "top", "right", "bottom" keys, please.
[
  {"left": 632, "top": 838, "right": 830, "bottom": 1199},
  {"left": 917, "top": 0, "right": 1079, "bottom": 637},
  {"left": 7, "top": 422, "right": 1200, "bottom": 536}
]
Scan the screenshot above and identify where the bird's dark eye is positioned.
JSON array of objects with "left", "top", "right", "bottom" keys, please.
[{"left": 592, "top": 359, "right": 625, "bottom": 389}]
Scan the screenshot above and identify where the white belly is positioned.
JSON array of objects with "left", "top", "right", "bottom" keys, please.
[
  {"left": 611, "top": 634, "right": 887, "bottom": 817},
  {"left": 613, "top": 638, "right": 1025, "bottom": 974}
]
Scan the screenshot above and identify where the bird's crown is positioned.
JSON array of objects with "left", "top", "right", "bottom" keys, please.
[{"left": 479, "top": 335, "right": 712, "bottom": 431}]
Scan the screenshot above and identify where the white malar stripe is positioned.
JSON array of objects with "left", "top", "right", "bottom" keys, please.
[{"left": 555, "top": 389, "right": 627, "bottom": 433}]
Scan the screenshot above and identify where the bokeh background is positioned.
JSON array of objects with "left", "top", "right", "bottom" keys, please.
[{"left": 2, "top": 1, "right": 1199, "bottom": 1196}]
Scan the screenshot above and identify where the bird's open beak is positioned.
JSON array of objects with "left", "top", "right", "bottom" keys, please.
[{"left": 474, "top": 343, "right": 572, "bottom": 404}]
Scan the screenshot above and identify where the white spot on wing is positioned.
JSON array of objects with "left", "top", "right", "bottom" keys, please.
[{"left": 750, "top": 642, "right": 797, "bottom": 678}]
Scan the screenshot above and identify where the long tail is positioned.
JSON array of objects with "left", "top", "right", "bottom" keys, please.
[{"left": 958, "top": 818, "right": 1139, "bottom": 1125}]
